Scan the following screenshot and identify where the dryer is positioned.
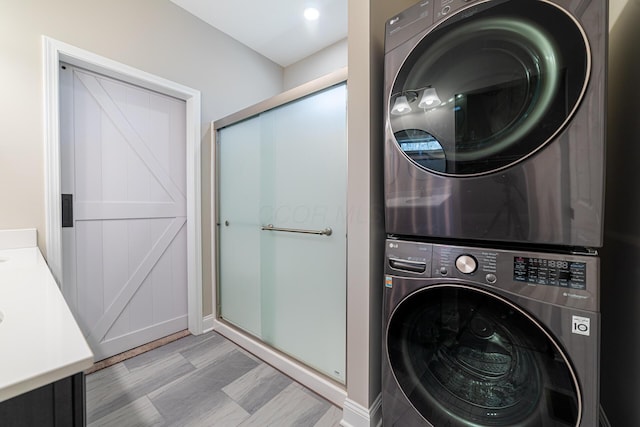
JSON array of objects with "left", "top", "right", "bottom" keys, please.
[
  {"left": 383, "top": 0, "right": 607, "bottom": 247},
  {"left": 382, "top": 238, "right": 600, "bottom": 426}
]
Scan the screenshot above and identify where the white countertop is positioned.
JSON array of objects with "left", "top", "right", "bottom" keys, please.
[{"left": 0, "top": 236, "right": 93, "bottom": 402}]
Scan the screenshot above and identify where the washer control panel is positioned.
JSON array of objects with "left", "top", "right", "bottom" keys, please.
[
  {"left": 434, "top": 245, "right": 497, "bottom": 283},
  {"left": 514, "top": 256, "right": 587, "bottom": 290},
  {"left": 385, "top": 239, "right": 599, "bottom": 311},
  {"left": 455, "top": 254, "right": 477, "bottom": 274}
]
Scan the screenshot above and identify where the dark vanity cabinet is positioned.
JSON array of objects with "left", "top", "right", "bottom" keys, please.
[{"left": 0, "top": 373, "right": 85, "bottom": 427}]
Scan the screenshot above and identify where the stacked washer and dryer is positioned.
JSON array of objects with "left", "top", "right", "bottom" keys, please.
[{"left": 381, "top": 0, "right": 607, "bottom": 426}]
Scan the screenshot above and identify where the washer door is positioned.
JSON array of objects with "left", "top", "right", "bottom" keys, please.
[
  {"left": 388, "top": 0, "right": 589, "bottom": 176},
  {"left": 387, "top": 285, "right": 580, "bottom": 426}
]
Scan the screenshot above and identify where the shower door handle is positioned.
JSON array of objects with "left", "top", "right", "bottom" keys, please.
[{"left": 261, "top": 224, "right": 332, "bottom": 236}]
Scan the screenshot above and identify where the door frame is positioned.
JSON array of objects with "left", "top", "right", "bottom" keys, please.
[{"left": 42, "top": 36, "right": 204, "bottom": 335}]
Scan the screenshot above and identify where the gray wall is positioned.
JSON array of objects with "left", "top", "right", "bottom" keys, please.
[
  {"left": 345, "top": 0, "right": 415, "bottom": 416},
  {"left": 0, "top": 0, "right": 284, "bottom": 316},
  {"left": 601, "top": 0, "right": 640, "bottom": 424},
  {"left": 283, "top": 39, "right": 347, "bottom": 90}
]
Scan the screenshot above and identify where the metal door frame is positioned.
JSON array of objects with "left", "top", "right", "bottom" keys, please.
[{"left": 211, "top": 67, "right": 348, "bottom": 407}]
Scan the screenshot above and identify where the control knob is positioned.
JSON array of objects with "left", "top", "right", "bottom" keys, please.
[{"left": 455, "top": 254, "right": 477, "bottom": 274}]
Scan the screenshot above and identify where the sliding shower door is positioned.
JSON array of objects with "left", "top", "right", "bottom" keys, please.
[{"left": 217, "top": 83, "right": 346, "bottom": 383}]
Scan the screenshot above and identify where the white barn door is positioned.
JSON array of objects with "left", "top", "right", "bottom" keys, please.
[{"left": 59, "top": 64, "right": 188, "bottom": 361}]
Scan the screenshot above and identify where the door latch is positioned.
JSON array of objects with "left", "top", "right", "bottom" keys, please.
[{"left": 62, "top": 194, "right": 73, "bottom": 227}]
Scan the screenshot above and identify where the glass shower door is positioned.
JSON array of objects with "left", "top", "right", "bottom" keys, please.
[
  {"left": 218, "top": 83, "right": 347, "bottom": 383},
  {"left": 218, "top": 117, "right": 262, "bottom": 337}
]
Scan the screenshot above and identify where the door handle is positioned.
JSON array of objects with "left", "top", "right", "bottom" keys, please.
[
  {"left": 62, "top": 194, "right": 73, "bottom": 228},
  {"left": 261, "top": 224, "right": 332, "bottom": 236}
]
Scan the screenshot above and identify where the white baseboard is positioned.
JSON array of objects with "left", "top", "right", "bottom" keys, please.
[
  {"left": 341, "top": 394, "right": 382, "bottom": 427},
  {"left": 202, "top": 314, "right": 215, "bottom": 333}
]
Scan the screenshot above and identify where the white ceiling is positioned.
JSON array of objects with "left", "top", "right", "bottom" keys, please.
[{"left": 170, "top": 0, "right": 348, "bottom": 67}]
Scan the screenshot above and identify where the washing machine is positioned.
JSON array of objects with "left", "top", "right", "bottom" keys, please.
[
  {"left": 382, "top": 238, "right": 600, "bottom": 426},
  {"left": 383, "top": 0, "right": 607, "bottom": 247}
]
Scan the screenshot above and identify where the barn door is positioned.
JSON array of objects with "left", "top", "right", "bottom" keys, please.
[{"left": 59, "top": 64, "right": 188, "bottom": 361}]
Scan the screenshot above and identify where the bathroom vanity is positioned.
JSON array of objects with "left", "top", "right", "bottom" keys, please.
[{"left": 0, "top": 229, "right": 93, "bottom": 426}]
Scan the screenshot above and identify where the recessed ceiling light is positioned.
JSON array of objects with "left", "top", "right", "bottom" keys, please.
[{"left": 304, "top": 7, "right": 320, "bottom": 21}]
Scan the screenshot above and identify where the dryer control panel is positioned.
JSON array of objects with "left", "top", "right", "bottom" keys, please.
[
  {"left": 434, "top": 0, "right": 477, "bottom": 21},
  {"left": 385, "top": 239, "right": 599, "bottom": 311},
  {"left": 385, "top": 0, "right": 491, "bottom": 53}
]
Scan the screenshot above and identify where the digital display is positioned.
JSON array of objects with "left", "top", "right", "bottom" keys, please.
[{"left": 513, "top": 256, "right": 586, "bottom": 290}]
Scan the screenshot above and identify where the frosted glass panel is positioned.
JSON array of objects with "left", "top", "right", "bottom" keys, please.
[
  {"left": 261, "top": 85, "right": 347, "bottom": 382},
  {"left": 218, "top": 117, "right": 262, "bottom": 337},
  {"left": 217, "top": 83, "right": 347, "bottom": 383}
]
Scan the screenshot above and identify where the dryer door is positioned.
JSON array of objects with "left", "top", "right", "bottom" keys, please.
[
  {"left": 386, "top": 284, "right": 581, "bottom": 426},
  {"left": 388, "top": 0, "right": 589, "bottom": 176}
]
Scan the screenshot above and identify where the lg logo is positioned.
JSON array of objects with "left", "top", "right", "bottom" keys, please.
[{"left": 572, "top": 316, "right": 591, "bottom": 336}]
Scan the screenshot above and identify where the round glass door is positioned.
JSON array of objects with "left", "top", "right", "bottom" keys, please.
[
  {"left": 387, "top": 285, "right": 580, "bottom": 426},
  {"left": 388, "top": 0, "right": 589, "bottom": 175}
]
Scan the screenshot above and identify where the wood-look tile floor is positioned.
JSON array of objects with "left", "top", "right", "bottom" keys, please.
[{"left": 86, "top": 332, "right": 343, "bottom": 427}]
